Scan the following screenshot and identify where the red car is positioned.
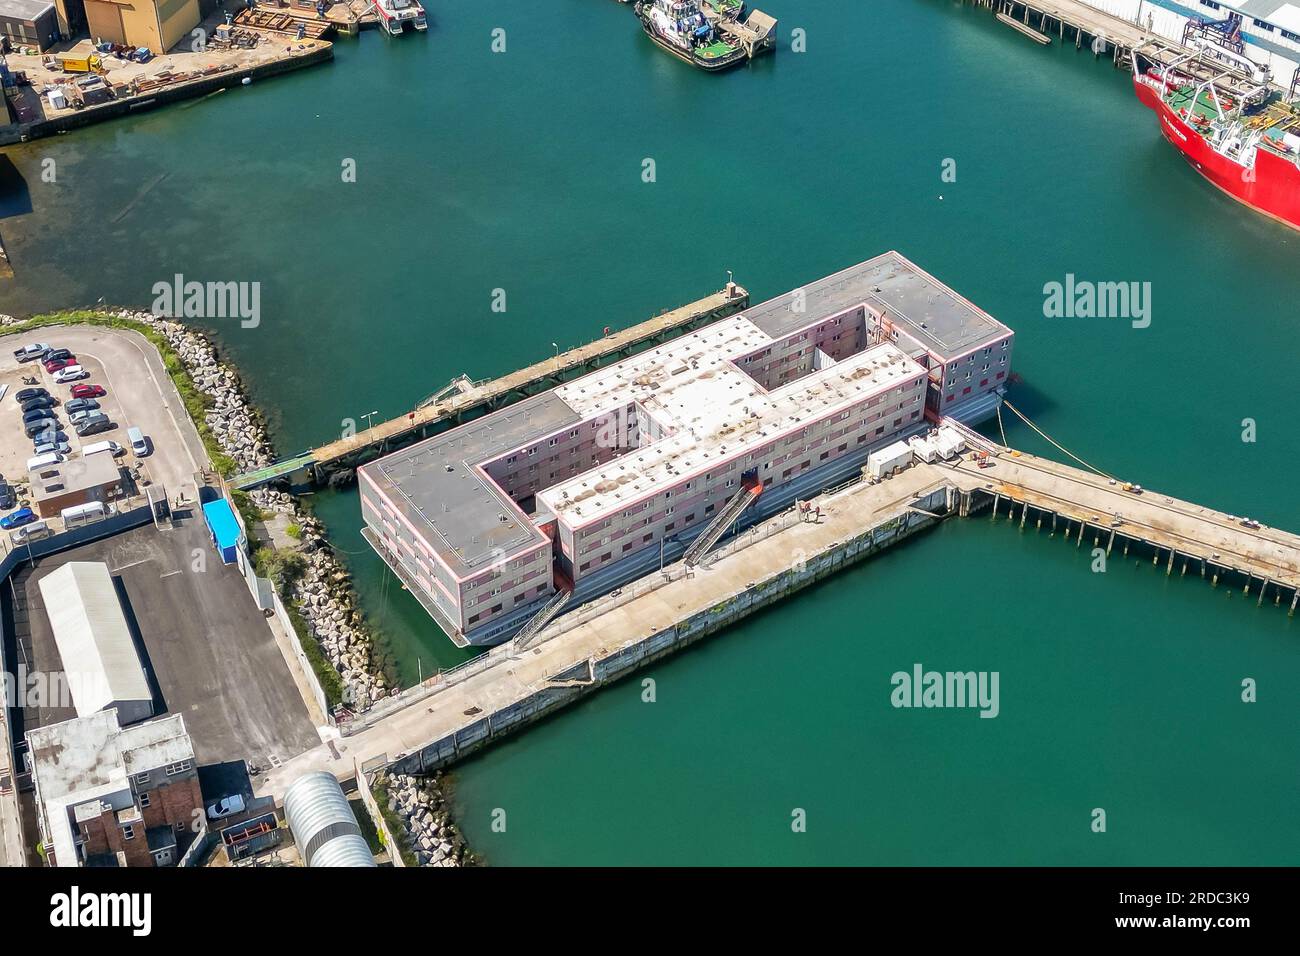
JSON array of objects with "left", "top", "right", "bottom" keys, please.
[
  {"left": 43, "top": 356, "right": 76, "bottom": 373},
  {"left": 70, "top": 383, "right": 106, "bottom": 399}
]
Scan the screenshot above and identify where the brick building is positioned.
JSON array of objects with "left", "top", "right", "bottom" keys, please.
[
  {"left": 359, "top": 252, "right": 1013, "bottom": 647},
  {"left": 25, "top": 711, "right": 201, "bottom": 867}
]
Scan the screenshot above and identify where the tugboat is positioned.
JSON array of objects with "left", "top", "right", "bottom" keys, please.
[{"left": 634, "top": 0, "right": 747, "bottom": 72}]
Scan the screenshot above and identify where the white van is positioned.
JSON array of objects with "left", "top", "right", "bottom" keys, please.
[
  {"left": 127, "top": 426, "right": 149, "bottom": 457},
  {"left": 60, "top": 501, "right": 111, "bottom": 528},
  {"left": 10, "top": 520, "right": 51, "bottom": 545},
  {"left": 27, "top": 452, "right": 64, "bottom": 472},
  {"left": 82, "top": 440, "right": 124, "bottom": 458}
]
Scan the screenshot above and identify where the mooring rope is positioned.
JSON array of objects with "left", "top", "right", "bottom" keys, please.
[
  {"left": 995, "top": 402, "right": 1009, "bottom": 448},
  {"left": 1001, "top": 399, "right": 1118, "bottom": 482}
]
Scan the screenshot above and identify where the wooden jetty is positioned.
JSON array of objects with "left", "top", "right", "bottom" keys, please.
[{"left": 231, "top": 284, "right": 752, "bottom": 489}]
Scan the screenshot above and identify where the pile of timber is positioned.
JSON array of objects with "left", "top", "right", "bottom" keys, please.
[{"left": 234, "top": 8, "right": 334, "bottom": 39}]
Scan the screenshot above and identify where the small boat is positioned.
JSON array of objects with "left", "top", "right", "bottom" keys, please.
[
  {"left": 375, "top": 0, "right": 427, "bottom": 36},
  {"left": 634, "top": 0, "right": 747, "bottom": 72}
]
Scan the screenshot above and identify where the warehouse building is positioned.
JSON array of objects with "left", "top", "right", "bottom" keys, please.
[
  {"left": 37, "top": 561, "right": 154, "bottom": 726},
  {"left": 359, "top": 252, "right": 1013, "bottom": 647},
  {"left": 0, "top": 0, "right": 59, "bottom": 51},
  {"left": 25, "top": 711, "right": 200, "bottom": 867}
]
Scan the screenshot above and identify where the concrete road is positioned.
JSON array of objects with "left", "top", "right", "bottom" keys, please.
[{"left": 0, "top": 326, "right": 209, "bottom": 506}]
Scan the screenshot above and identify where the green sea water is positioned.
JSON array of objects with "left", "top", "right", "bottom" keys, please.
[{"left": 2, "top": 0, "right": 1297, "bottom": 864}]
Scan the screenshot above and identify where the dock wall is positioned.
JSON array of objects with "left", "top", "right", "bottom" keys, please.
[
  {"left": 390, "top": 484, "right": 951, "bottom": 775},
  {"left": 1, "top": 45, "right": 333, "bottom": 145}
]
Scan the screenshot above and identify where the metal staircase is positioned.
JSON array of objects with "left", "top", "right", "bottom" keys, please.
[
  {"left": 682, "top": 480, "right": 763, "bottom": 568},
  {"left": 513, "top": 587, "right": 572, "bottom": 649}
]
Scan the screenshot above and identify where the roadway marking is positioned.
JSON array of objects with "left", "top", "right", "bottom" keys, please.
[
  {"left": 159, "top": 569, "right": 183, "bottom": 579},
  {"left": 109, "top": 559, "right": 152, "bottom": 573}
]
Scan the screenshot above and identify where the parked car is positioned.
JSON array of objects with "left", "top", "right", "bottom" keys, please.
[
  {"left": 10, "top": 520, "right": 51, "bottom": 545},
  {"left": 83, "top": 440, "right": 124, "bottom": 457},
  {"left": 21, "top": 407, "right": 58, "bottom": 426},
  {"left": 23, "top": 418, "right": 58, "bottom": 438},
  {"left": 127, "top": 426, "right": 149, "bottom": 457},
  {"left": 31, "top": 426, "right": 68, "bottom": 444},
  {"left": 53, "top": 365, "right": 88, "bottom": 384},
  {"left": 32, "top": 440, "right": 71, "bottom": 457},
  {"left": 64, "top": 398, "right": 100, "bottom": 415},
  {"left": 75, "top": 417, "right": 114, "bottom": 438},
  {"left": 68, "top": 408, "right": 101, "bottom": 425},
  {"left": 19, "top": 397, "right": 57, "bottom": 414},
  {"left": 43, "top": 348, "right": 72, "bottom": 363},
  {"left": 0, "top": 508, "right": 37, "bottom": 530},
  {"left": 206, "top": 794, "right": 245, "bottom": 820},
  {"left": 27, "top": 452, "right": 64, "bottom": 471},
  {"left": 70, "top": 384, "right": 106, "bottom": 399},
  {"left": 12, "top": 343, "right": 51, "bottom": 363},
  {"left": 43, "top": 356, "right": 75, "bottom": 373},
  {"left": 14, "top": 387, "right": 50, "bottom": 404},
  {"left": 0, "top": 482, "right": 13, "bottom": 510}
]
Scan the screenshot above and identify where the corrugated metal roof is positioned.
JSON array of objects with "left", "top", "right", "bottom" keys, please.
[
  {"left": 37, "top": 562, "right": 152, "bottom": 719},
  {"left": 283, "top": 771, "right": 376, "bottom": 868}
]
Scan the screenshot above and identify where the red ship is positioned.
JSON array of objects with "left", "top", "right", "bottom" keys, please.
[{"left": 1132, "top": 24, "right": 1300, "bottom": 231}]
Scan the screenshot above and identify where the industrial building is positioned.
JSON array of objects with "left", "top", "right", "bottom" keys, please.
[
  {"left": 37, "top": 561, "right": 154, "bottom": 726},
  {"left": 24, "top": 711, "right": 200, "bottom": 867},
  {"left": 283, "top": 771, "right": 376, "bottom": 868},
  {"left": 359, "top": 252, "right": 1014, "bottom": 646},
  {"left": 0, "top": 0, "right": 59, "bottom": 51},
  {"left": 80, "top": 0, "right": 200, "bottom": 55},
  {"left": 29, "top": 452, "right": 124, "bottom": 518}
]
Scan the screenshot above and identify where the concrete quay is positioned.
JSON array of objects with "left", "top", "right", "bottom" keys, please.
[{"left": 253, "top": 434, "right": 1300, "bottom": 801}]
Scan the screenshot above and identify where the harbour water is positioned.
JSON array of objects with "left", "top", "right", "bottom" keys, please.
[{"left": 1, "top": 0, "right": 1297, "bottom": 863}]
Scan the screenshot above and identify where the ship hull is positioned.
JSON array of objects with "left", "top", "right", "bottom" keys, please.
[
  {"left": 635, "top": 5, "right": 747, "bottom": 72},
  {"left": 1134, "top": 73, "right": 1300, "bottom": 231}
]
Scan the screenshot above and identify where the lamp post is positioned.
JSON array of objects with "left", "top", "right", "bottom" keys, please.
[{"left": 362, "top": 409, "right": 378, "bottom": 432}]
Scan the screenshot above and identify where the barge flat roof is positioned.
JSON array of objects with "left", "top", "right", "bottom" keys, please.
[
  {"left": 361, "top": 392, "right": 581, "bottom": 576},
  {"left": 361, "top": 252, "right": 988, "bottom": 576},
  {"left": 745, "top": 250, "right": 1009, "bottom": 359}
]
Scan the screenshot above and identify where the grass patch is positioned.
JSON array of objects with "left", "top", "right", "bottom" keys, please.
[
  {"left": 283, "top": 598, "right": 344, "bottom": 710},
  {"left": 6, "top": 310, "right": 242, "bottom": 476},
  {"left": 285, "top": 523, "right": 302, "bottom": 539}
]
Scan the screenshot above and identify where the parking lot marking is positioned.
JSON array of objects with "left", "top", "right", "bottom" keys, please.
[
  {"left": 109, "top": 559, "right": 152, "bottom": 574},
  {"left": 159, "top": 569, "right": 183, "bottom": 579}
]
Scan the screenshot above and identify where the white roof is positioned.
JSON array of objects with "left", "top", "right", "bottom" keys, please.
[
  {"left": 536, "top": 316, "right": 925, "bottom": 527},
  {"left": 37, "top": 562, "right": 151, "bottom": 718}
]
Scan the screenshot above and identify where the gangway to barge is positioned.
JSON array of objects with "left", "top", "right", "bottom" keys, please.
[{"left": 683, "top": 478, "right": 763, "bottom": 568}]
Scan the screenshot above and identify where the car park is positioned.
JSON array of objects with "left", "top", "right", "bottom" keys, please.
[
  {"left": 14, "top": 387, "right": 50, "bottom": 403},
  {"left": 19, "top": 397, "right": 57, "bottom": 414},
  {"left": 32, "top": 440, "right": 71, "bottom": 457},
  {"left": 12, "top": 343, "right": 51, "bottom": 362},
  {"left": 0, "top": 482, "right": 13, "bottom": 509},
  {"left": 0, "top": 507, "right": 36, "bottom": 530},
  {"left": 64, "top": 398, "right": 100, "bottom": 415},
  {"left": 53, "top": 365, "right": 89, "bottom": 384},
  {"left": 70, "top": 384, "right": 106, "bottom": 399},
  {"left": 43, "top": 356, "right": 75, "bottom": 373}
]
